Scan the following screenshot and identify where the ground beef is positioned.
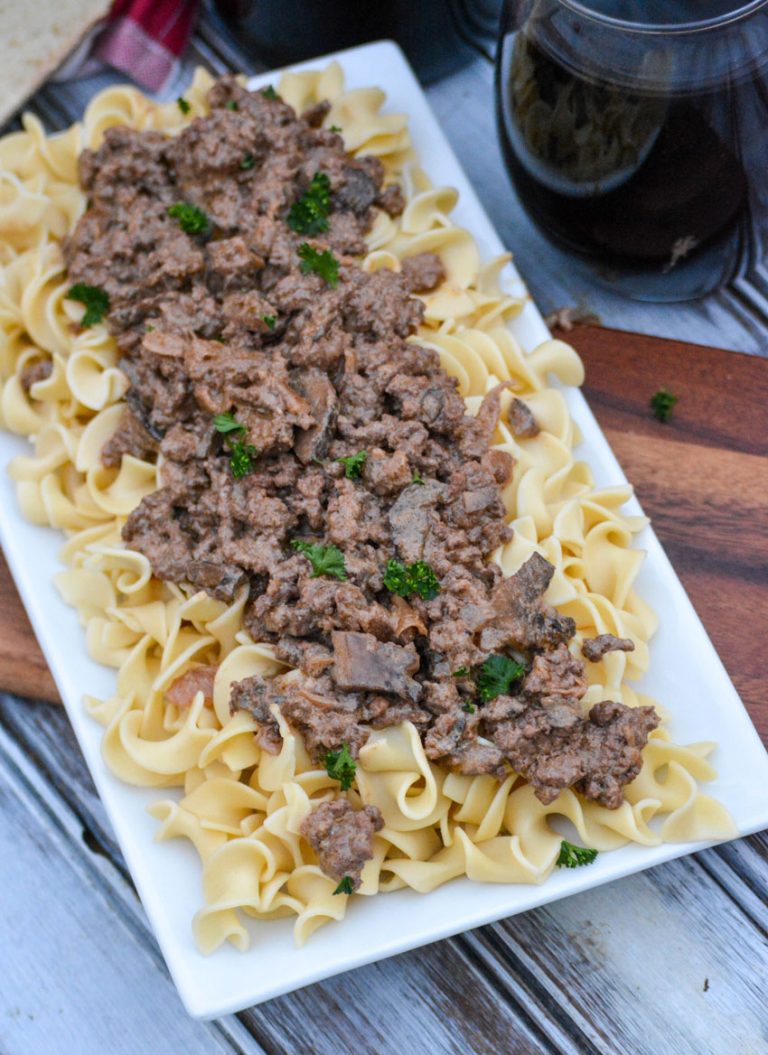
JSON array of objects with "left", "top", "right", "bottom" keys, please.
[
  {"left": 280, "top": 684, "right": 372, "bottom": 759},
  {"left": 66, "top": 76, "right": 658, "bottom": 812},
  {"left": 400, "top": 252, "right": 446, "bottom": 293},
  {"left": 424, "top": 710, "right": 507, "bottom": 777},
  {"left": 331, "top": 156, "right": 384, "bottom": 215},
  {"left": 300, "top": 799, "right": 383, "bottom": 889},
  {"left": 363, "top": 449, "right": 412, "bottom": 496},
  {"left": 185, "top": 560, "right": 248, "bottom": 600},
  {"left": 582, "top": 634, "right": 636, "bottom": 662},
  {"left": 377, "top": 183, "right": 405, "bottom": 217},
  {"left": 343, "top": 268, "right": 423, "bottom": 339},
  {"left": 577, "top": 701, "right": 659, "bottom": 805},
  {"left": 523, "top": 643, "right": 587, "bottom": 706},
  {"left": 494, "top": 700, "right": 660, "bottom": 807},
  {"left": 229, "top": 674, "right": 283, "bottom": 752},
  {"left": 206, "top": 236, "right": 264, "bottom": 292}
]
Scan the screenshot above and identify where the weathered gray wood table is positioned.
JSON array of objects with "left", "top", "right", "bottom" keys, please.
[{"left": 1, "top": 18, "right": 766, "bottom": 1055}]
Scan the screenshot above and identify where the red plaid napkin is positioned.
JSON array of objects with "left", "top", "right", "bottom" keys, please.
[
  {"left": 95, "top": 0, "right": 200, "bottom": 92},
  {"left": 56, "top": 0, "right": 200, "bottom": 94}
]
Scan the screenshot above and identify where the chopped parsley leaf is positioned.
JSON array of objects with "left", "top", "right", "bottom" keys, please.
[
  {"left": 475, "top": 654, "right": 525, "bottom": 702},
  {"left": 337, "top": 450, "right": 367, "bottom": 479},
  {"left": 383, "top": 560, "right": 410, "bottom": 596},
  {"left": 66, "top": 283, "right": 109, "bottom": 327},
  {"left": 229, "top": 440, "right": 259, "bottom": 478},
  {"left": 213, "top": 412, "right": 246, "bottom": 437},
  {"left": 324, "top": 743, "right": 356, "bottom": 790},
  {"left": 298, "top": 242, "right": 339, "bottom": 287},
  {"left": 241, "top": 152, "right": 255, "bottom": 170},
  {"left": 226, "top": 99, "right": 239, "bottom": 111},
  {"left": 291, "top": 539, "right": 347, "bottom": 580},
  {"left": 145, "top": 324, "right": 155, "bottom": 332},
  {"left": 177, "top": 97, "right": 191, "bottom": 114},
  {"left": 213, "top": 413, "right": 257, "bottom": 476},
  {"left": 261, "top": 85, "right": 279, "bottom": 100},
  {"left": 462, "top": 701, "right": 477, "bottom": 714},
  {"left": 333, "top": 876, "right": 355, "bottom": 895},
  {"left": 383, "top": 559, "right": 441, "bottom": 601},
  {"left": 288, "top": 172, "right": 332, "bottom": 235},
  {"left": 452, "top": 667, "right": 470, "bottom": 678},
  {"left": 261, "top": 313, "right": 276, "bottom": 330},
  {"left": 167, "top": 201, "right": 210, "bottom": 235},
  {"left": 650, "top": 387, "right": 678, "bottom": 423},
  {"left": 411, "top": 469, "right": 424, "bottom": 485},
  {"left": 556, "top": 839, "right": 598, "bottom": 869},
  {"left": 328, "top": 124, "right": 342, "bottom": 133},
  {"left": 403, "top": 561, "right": 441, "bottom": 601}
]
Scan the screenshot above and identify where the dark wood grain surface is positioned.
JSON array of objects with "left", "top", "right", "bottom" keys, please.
[
  {"left": 1, "top": 324, "right": 766, "bottom": 746},
  {"left": 570, "top": 325, "right": 767, "bottom": 744},
  {"left": 0, "top": 554, "right": 58, "bottom": 704}
]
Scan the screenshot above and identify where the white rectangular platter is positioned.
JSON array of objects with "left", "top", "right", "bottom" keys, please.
[{"left": 1, "top": 39, "right": 767, "bottom": 1020}]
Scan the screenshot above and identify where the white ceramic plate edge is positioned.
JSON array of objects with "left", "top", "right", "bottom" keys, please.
[{"left": 1, "top": 39, "right": 766, "bottom": 1018}]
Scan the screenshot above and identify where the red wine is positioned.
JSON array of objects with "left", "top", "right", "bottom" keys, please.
[{"left": 495, "top": 8, "right": 768, "bottom": 300}]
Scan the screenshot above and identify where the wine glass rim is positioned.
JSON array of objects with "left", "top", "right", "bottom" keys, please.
[{"left": 556, "top": 0, "right": 768, "bottom": 34}]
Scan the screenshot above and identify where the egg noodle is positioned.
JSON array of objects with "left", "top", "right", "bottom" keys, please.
[{"left": 0, "top": 64, "right": 734, "bottom": 952}]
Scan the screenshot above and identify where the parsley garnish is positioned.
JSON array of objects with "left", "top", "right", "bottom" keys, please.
[
  {"left": 333, "top": 876, "right": 354, "bottom": 895},
  {"left": 213, "top": 412, "right": 245, "bottom": 437},
  {"left": 213, "top": 413, "right": 257, "bottom": 477},
  {"left": 452, "top": 667, "right": 470, "bottom": 678},
  {"left": 337, "top": 450, "right": 367, "bottom": 479},
  {"left": 556, "top": 840, "right": 598, "bottom": 869},
  {"left": 66, "top": 283, "right": 109, "bottom": 327},
  {"left": 241, "top": 153, "right": 255, "bottom": 170},
  {"left": 261, "top": 313, "right": 276, "bottom": 330},
  {"left": 167, "top": 202, "right": 210, "bottom": 235},
  {"left": 650, "top": 388, "right": 678, "bottom": 423},
  {"left": 261, "top": 85, "right": 279, "bottom": 100},
  {"left": 288, "top": 172, "right": 332, "bottom": 235},
  {"left": 226, "top": 99, "right": 239, "bottom": 111},
  {"left": 298, "top": 243, "right": 340, "bottom": 287},
  {"left": 324, "top": 743, "right": 356, "bottom": 790},
  {"left": 462, "top": 701, "right": 476, "bottom": 714},
  {"left": 329, "top": 124, "right": 342, "bottom": 133},
  {"left": 384, "top": 562, "right": 411, "bottom": 596},
  {"left": 229, "top": 441, "right": 259, "bottom": 478},
  {"left": 291, "top": 539, "right": 347, "bottom": 580},
  {"left": 177, "top": 97, "right": 191, "bottom": 114},
  {"left": 411, "top": 469, "right": 424, "bottom": 485},
  {"left": 383, "top": 559, "right": 441, "bottom": 601},
  {"left": 475, "top": 654, "right": 525, "bottom": 702}
]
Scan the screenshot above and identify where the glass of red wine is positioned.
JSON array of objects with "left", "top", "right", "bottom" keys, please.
[{"left": 495, "top": 0, "right": 768, "bottom": 300}]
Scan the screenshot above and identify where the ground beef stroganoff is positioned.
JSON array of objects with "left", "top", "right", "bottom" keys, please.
[{"left": 0, "top": 63, "right": 733, "bottom": 950}]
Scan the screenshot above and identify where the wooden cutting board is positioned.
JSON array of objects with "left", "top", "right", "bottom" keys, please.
[{"left": 1, "top": 324, "right": 766, "bottom": 744}]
